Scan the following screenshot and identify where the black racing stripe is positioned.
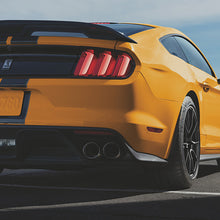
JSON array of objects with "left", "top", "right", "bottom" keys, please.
[
  {"left": 0, "top": 36, "right": 7, "bottom": 45},
  {"left": 11, "top": 36, "right": 38, "bottom": 45},
  {"left": 0, "top": 78, "right": 29, "bottom": 87},
  {"left": 0, "top": 91, "right": 31, "bottom": 124}
]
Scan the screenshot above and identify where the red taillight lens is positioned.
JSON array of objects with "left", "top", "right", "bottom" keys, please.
[
  {"left": 113, "top": 53, "right": 132, "bottom": 77},
  {"left": 96, "top": 51, "right": 112, "bottom": 76},
  {"left": 74, "top": 49, "right": 134, "bottom": 78},
  {"left": 74, "top": 49, "right": 95, "bottom": 76}
]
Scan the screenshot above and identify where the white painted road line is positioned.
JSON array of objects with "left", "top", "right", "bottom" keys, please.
[
  {"left": 0, "top": 190, "right": 220, "bottom": 213},
  {"left": 168, "top": 191, "right": 220, "bottom": 196},
  {"left": 0, "top": 183, "right": 220, "bottom": 196},
  {"left": 0, "top": 199, "right": 133, "bottom": 212},
  {"left": 0, "top": 183, "right": 219, "bottom": 213}
]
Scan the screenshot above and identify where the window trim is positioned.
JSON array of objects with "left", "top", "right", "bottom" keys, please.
[{"left": 160, "top": 34, "right": 216, "bottom": 78}]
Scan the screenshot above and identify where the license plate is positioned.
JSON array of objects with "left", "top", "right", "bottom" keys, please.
[{"left": 0, "top": 90, "right": 24, "bottom": 116}]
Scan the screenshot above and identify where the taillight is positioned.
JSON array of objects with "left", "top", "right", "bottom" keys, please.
[
  {"left": 74, "top": 49, "right": 134, "bottom": 78},
  {"left": 113, "top": 54, "right": 132, "bottom": 77},
  {"left": 74, "top": 49, "right": 94, "bottom": 76}
]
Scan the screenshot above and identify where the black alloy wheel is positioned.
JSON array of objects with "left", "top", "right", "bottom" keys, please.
[{"left": 183, "top": 105, "right": 200, "bottom": 179}]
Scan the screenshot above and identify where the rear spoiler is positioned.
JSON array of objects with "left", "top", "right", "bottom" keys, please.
[{"left": 0, "top": 20, "right": 137, "bottom": 44}]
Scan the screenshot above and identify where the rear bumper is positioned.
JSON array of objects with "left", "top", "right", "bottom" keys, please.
[
  {"left": 0, "top": 125, "right": 166, "bottom": 169},
  {"left": 0, "top": 72, "right": 181, "bottom": 165}
]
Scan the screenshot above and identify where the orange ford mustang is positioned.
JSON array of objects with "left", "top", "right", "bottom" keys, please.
[{"left": 0, "top": 20, "right": 219, "bottom": 188}]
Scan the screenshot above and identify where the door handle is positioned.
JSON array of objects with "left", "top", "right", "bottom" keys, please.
[{"left": 202, "top": 82, "right": 210, "bottom": 92}]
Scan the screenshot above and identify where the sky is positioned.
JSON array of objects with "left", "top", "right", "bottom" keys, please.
[{"left": 0, "top": 0, "right": 220, "bottom": 76}]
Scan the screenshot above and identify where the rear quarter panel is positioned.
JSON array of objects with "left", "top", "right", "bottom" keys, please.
[{"left": 116, "top": 27, "right": 204, "bottom": 158}]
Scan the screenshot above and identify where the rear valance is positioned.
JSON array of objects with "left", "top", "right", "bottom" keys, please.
[{"left": 0, "top": 20, "right": 137, "bottom": 44}]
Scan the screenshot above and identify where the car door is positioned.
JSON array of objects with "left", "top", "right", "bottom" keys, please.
[{"left": 175, "top": 36, "right": 220, "bottom": 154}]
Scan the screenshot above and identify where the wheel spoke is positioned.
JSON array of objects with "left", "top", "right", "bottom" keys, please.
[
  {"left": 188, "top": 152, "right": 193, "bottom": 174},
  {"left": 183, "top": 143, "right": 189, "bottom": 149},
  {"left": 191, "top": 141, "right": 199, "bottom": 145},
  {"left": 191, "top": 142, "right": 199, "bottom": 154},
  {"left": 191, "top": 149, "right": 199, "bottom": 173},
  {"left": 191, "top": 118, "right": 196, "bottom": 134},
  {"left": 183, "top": 143, "right": 189, "bottom": 156},
  {"left": 184, "top": 149, "right": 191, "bottom": 172},
  {"left": 192, "top": 120, "right": 199, "bottom": 139}
]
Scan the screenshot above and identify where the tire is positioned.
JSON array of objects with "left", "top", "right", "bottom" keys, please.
[
  {"left": 145, "top": 96, "right": 200, "bottom": 189},
  {"left": 217, "top": 159, "right": 220, "bottom": 168}
]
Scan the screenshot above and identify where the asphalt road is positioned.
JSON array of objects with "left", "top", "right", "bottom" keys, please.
[{"left": 0, "top": 161, "right": 219, "bottom": 220}]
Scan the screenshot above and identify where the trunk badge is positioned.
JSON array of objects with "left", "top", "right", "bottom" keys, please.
[{"left": 2, "top": 59, "right": 13, "bottom": 70}]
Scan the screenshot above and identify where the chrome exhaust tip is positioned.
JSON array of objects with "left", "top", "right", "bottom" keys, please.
[
  {"left": 103, "top": 142, "right": 121, "bottom": 159},
  {"left": 82, "top": 142, "right": 101, "bottom": 159}
]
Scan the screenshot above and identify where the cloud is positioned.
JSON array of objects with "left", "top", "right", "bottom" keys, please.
[{"left": 0, "top": 0, "right": 219, "bottom": 26}]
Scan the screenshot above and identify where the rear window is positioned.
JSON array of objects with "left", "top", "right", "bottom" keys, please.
[{"left": 98, "top": 23, "right": 154, "bottom": 36}]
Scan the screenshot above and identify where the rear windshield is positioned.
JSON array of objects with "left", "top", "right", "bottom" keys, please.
[{"left": 99, "top": 23, "right": 154, "bottom": 36}]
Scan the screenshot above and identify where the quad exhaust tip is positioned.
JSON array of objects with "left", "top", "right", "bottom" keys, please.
[
  {"left": 82, "top": 142, "right": 101, "bottom": 159},
  {"left": 83, "top": 141, "right": 121, "bottom": 160},
  {"left": 103, "top": 142, "right": 121, "bottom": 159}
]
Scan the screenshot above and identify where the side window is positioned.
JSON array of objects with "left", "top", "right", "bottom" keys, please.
[
  {"left": 175, "top": 36, "right": 213, "bottom": 75},
  {"left": 161, "top": 37, "right": 187, "bottom": 62}
]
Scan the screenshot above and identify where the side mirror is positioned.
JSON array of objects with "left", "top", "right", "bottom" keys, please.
[{"left": 218, "top": 79, "right": 220, "bottom": 84}]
